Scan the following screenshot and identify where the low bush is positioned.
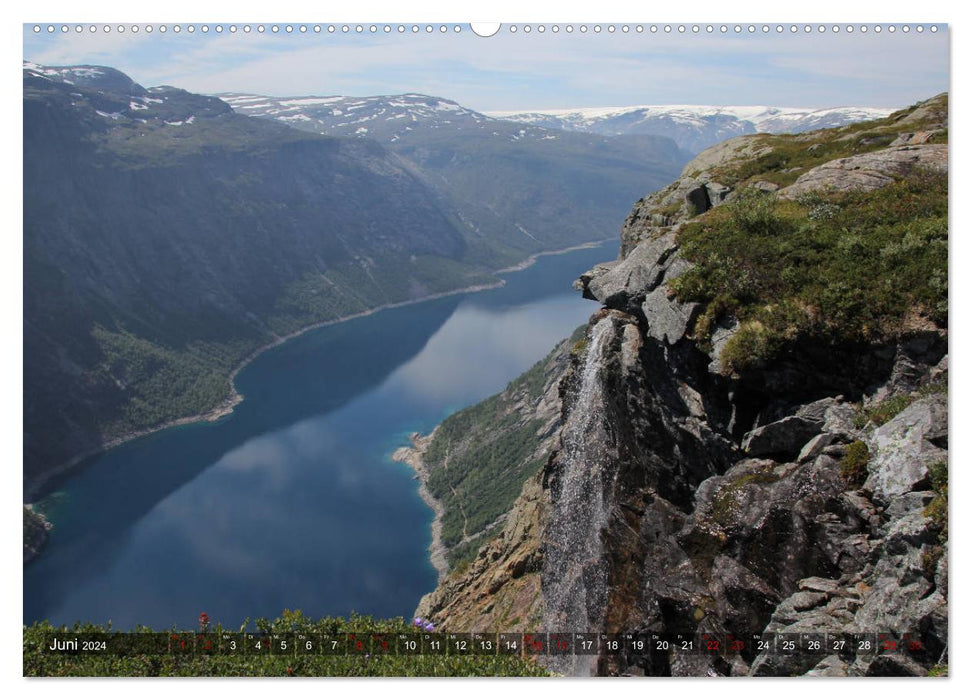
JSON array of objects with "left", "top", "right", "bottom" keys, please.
[{"left": 839, "top": 441, "right": 871, "bottom": 487}]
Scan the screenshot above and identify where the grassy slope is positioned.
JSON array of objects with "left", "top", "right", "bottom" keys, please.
[{"left": 669, "top": 97, "right": 947, "bottom": 373}]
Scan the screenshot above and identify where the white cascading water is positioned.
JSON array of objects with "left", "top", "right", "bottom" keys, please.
[{"left": 543, "top": 316, "right": 614, "bottom": 676}]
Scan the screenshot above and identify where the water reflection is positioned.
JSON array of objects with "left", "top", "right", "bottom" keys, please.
[
  {"left": 392, "top": 298, "right": 592, "bottom": 405},
  {"left": 24, "top": 242, "right": 610, "bottom": 630}
]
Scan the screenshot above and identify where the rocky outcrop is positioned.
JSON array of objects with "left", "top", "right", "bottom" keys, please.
[
  {"left": 23, "top": 506, "right": 51, "bottom": 564},
  {"left": 414, "top": 474, "right": 546, "bottom": 632},
  {"left": 779, "top": 145, "right": 948, "bottom": 199},
  {"left": 417, "top": 95, "right": 949, "bottom": 677},
  {"left": 864, "top": 396, "right": 947, "bottom": 504}
]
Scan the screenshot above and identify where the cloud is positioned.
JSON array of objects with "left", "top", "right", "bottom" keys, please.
[{"left": 23, "top": 26, "right": 948, "bottom": 111}]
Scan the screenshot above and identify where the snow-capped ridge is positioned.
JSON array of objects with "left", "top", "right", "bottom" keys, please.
[{"left": 485, "top": 103, "right": 895, "bottom": 153}]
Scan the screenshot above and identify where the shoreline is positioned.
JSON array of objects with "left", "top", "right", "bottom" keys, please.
[
  {"left": 390, "top": 429, "right": 449, "bottom": 582},
  {"left": 25, "top": 238, "right": 613, "bottom": 502},
  {"left": 493, "top": 238, "right": 614, "bottom": 274}
]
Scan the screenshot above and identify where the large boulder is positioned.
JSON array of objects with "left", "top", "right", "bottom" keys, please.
[
  {"left": 641, "top": 287, "right": 699, "bottom": 345},
  {"left": 779, "top": 145, "right": 947, "bottom": 199},
  {"left": 684, "top": 181, "right": 732, "bottom": 215},
  {"left": 863, "top": 395, "right": 947, "bottom": 504},
  {"left": 582, "top": 232, "right": 679, "bottom": 310},
  {"left": 742, "top": 416, "right": 822, "bottom": 459},
  {"left": 681, "top": 135, "right": 772, "bottom": 178}
]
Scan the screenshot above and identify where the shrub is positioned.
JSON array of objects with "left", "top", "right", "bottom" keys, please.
[
  {"left": 924, "top": 460, "right": 948, "bottom": 543},
  {"left": 720, "top": 321, "right": 772, "bottom": 373},
  {"left": 840, "top": 441, "right": 871, "bottom": 487},
  {"left": 726, "top": 189, "right": 787, "bottom": 237},
  {"left": 854, "top": 394, "right": 915, "bottom": 428},
  {"left": 668, "top": 166, "right": 947, "bottom": 375}
]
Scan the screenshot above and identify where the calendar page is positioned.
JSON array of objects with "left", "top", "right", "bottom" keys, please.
[{"left": 20, "top": 4, "right": 951, "bottom": 683}]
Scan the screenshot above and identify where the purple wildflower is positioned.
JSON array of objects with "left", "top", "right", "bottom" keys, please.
[
  {"left": 413, "top": 617, "right": 423, "bottom": 627},
  {"left": 424, "top": 621, "right": 435, "bottom": 632}
]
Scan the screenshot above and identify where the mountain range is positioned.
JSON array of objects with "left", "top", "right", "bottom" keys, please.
[
  {"left": 217, "top": 91, "right": 693, "bottom": 257},
  {"left": 486, "top": 104, "right": 895, "bottom": 154},
  {"left": 22, "top": 63, "right": 686, "bottom": 495}
]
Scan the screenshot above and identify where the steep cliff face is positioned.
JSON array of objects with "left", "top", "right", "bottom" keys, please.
[
  {"left": 418, "top": 95, "right": 948, "bottom": 676},
  {"left": 410, "top": 332, "right": 584, "bottom": 630},
  {"left": 23, "top": 64, "right": 484, "bottom": 495}
]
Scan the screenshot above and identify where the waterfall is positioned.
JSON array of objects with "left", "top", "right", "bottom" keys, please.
[{"left": 542, "top": 316, "right": 614, "bottom": 675}]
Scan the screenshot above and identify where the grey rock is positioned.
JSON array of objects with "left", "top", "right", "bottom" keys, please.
[
  {"left": 642, "top": 287, "right": 699, "bottom": 345},
  {"left": 935, "top": 543, "right": 948, "bottom": 598},
  {"left": 823, "top": 444, "right": 848, "bottom": 458},
  {"left": 864, "top": 654, "right": 929, "bottom": 677},
  {"left": 895, "top": 94, "right": 947, "bottom": 128},
  {"left": 584, "top": 232, "right": 678, "bottom": 308},
  {"left": 742, "top": 415, "right": 823, "bottom": 459},
  {"left": 681, "top": 136, "right": 773, "bottom": 178},
  {"left": 883, "top": 511, "right": 935, "bottom": 554},
  {"left": 790, "top": 591, "right": 830, "bottom": 611},
  {"left": 705, "top": 182, "right": 732, "bottom": 205},
  {"left": 823, "top": 402, "right": 860, "bottom": 441},
  {"left": 805, "top": 655, "right": 849, "bottom": 677},
  {"left": 928, "top": 354, "right": 948, "bottom": 383},
  {"left": 753, "top": 180, "right": 780, "bottom": 192},
  {"left": 840, "top": 491, "right": 877, "bottom": 522},
  {"left": 779, "top": 145, "right": 948, "bottom": 199},
  {"left": 864, "top": 396, "right": 948, "bottom": 503},
  {"left": 685, "top": 184, "right": 712, "bottom": 215},
  {"left": 889, "top": 129, "right": 945, "bottom": 147},
  {"left": 660, "top": 255, "right": 693, "bottom": 284},
  {"left": 798, "top": 433, "right": 835, "bottom": 462},
  {"left": 798, "top": 577, "right": 840, "bottom": 595},
  {"left": 797, "top": 397, "right": 840, "bottom": 424},
  {"left": 574, "top": 260, "right": 618, "bottom": 293},
  {"left": 884, "top": 491, "right": 934, "bottom": 522},
  {"left": 707, "top": 319, "right": 740, "bottom": 374}
]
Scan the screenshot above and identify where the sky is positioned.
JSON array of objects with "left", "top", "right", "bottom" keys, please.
[{"left": 22, "top": 23, "right": 949, "bottom": 112}]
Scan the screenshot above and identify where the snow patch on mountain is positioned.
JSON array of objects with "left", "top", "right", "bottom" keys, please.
[{"left": 486, "top": 103, "right": 896, "bottom": 152}]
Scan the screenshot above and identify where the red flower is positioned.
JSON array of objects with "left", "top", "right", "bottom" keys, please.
[{"left": 198, "top": 612, "right": 210, "bottom": 631}]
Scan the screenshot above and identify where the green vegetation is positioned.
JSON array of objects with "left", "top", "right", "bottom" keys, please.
[
  {"left": 707, "top": 95, "right": 948, "bottom": 189},
  {"left": 24, "top": 611, "right": 549, "bottom": 677},
  {"left": 840, "top": 441, "right": 871, "bottom": 487},
  {"left": 446, "top": 523, "right": 503, "bottom": 572},
  {"left": 924, "top": 460, "right": 948, "bottom": 543},
  {"left": 424, "top": 332, "right": 580, "bottom": 566},
  {"left": 854, "top": 378, "right": 947, "bottom": 430},
  {"left": 854, "top": 394, "right": 916, "bottom": 429},
  {"left": 91, "top": 327, "right": 248, "bottom": 434},
  {"left": 428, "top": 413, "right": 545, "bottom": 551},
  {"left": 928, "top": 664, "right": 948, "bottom": 677},
  {"left": 670, "top": 169, "right": 947, "bottom": 372}
]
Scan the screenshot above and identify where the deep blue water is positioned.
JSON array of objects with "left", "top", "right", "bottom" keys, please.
[{"left": 24, "top": 241, "right": 610, "bottom": 630}]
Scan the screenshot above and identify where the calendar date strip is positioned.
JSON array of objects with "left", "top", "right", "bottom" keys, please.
[{"left": 39, "top": 631, "right": 929, "bottom": 657}]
